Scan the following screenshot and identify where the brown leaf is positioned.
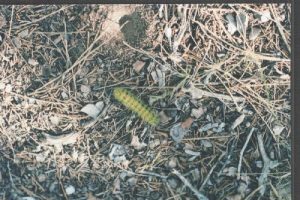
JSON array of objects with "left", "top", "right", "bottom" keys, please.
[
  {"left": 181, "top": 117, "right": 194, "bottom": 129},
  {"left": 133, "top": 60, "right": 145, "bottom": 73}
]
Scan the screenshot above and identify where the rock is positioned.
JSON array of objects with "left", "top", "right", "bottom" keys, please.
[
  {"left": 65, "top": 185, "right": 75, "bottom": 195},
  {"left": 168, "top": 157, "right": 177, "bottom": 168}
]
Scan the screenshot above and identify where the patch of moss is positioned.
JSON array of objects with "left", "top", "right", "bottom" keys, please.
[{"left": 119, "top": 12, "right": 148, "bottom": 47}]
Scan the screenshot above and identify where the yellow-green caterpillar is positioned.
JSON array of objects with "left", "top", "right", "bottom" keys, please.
[{"left": 113, "top": 87, "right": 160, "bottom": 126}]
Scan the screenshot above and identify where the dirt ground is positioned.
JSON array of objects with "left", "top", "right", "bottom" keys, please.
[{"left": 0, "top": 4, "right": 291, "bottom": 200}]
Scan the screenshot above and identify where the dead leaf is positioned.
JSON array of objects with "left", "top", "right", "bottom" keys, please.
[
  {"left": 18, "top": 29, "right": 29, "bottom": 38},
  {"left": 131, "top": 135, "right": 147, "bottom": 150},
  {"left": 112, "top": 176, "right": 121, "bottom": 194},
  {"left": 43, "top": 132, "right": 80, "bottom": 146},
  {"left": 184, "top": 149, "right": 201, "bottom": 156},
  {"left": 43, "top": 132, "right": 80, "bottom": 151},
  {"left": 280, "top": 74, "right": 290, "bottom": 80},
  {"left": 201, "top": 140, "right": 213, "bottom": 148},
  {"left": 223, "top": 167, "right": 237, "bottom": 177},
  {"left": 109, "top": 144, "right": 127, "bottom": 163},
  {"left": 158, "top": 111, "right": 171, "bottom": 124},
  {"left": 95, "top": 101, "right": 105, "bottom": 111},
  {"left": 151, "top": 67, "right": 165, "bottom": 87},
  {"left": 49, "top": 116, "right": 60, "bottom": 126},
  {"left": 236, "top": 12, "right": 248, "bottom": 36},
  {"left": 0, "top": 14, "right": 6, "bottom": 29},
  {"left": 226, "top": 13, "right": 237, "bottom": 35},
  {"left": 231, "top": 114, "right": 245, "bottom": 130},
  {"left": 181, "top": 117, "right": 194, "bottom": 129},
  {"left": 61, "top": 91, "right": 69, "bottom": 99},
  {"left": 28, "top": 58, "right": 39, "bottom": 66},
  {"left": 191, "top": 107, "right": 206, "bottom": 119},
  {"left": 80, "top": 85, "right": 91, "bottom": 94},
  {"left": 273, "top": 125, "right": 284, "bottom": 135},
  {"left": 249, "top": 26, "right": 261, "bottom": 40},
  {"left": 133, "top": 60, "right": 145, "bottom": 73},
  {"left": 170, "top": 123, "right": 188, "bottom": 143},
  {"left": 87, "top": 192, "right": 97, "bottom": 200},
  {"left": 260, "top": 10, "right": 271, "bottom": 23},
  {"left": 81, "top": 104, "right": 101, "bottom": 119}
]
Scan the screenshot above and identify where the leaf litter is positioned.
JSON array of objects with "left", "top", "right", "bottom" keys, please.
[{"left": 0, "top": 4, "right": 291, "bottom": 200}]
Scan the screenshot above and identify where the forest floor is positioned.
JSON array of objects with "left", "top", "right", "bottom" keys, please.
[{"left": 0, "top": 4, "right": 291, "bottom": 200}]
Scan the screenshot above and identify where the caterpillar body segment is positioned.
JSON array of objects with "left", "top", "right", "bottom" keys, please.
[{"left": 113, "top": 87, "right": 160, "bottom": 126}]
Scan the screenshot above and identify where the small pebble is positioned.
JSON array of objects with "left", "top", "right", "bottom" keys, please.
[
  {"left": 65, "top": 185, "right": 75, "bottom": 195},
  {"left": 168, "top": 157, "right": 177, "bottom": 168},
  {"left": 246, "top": 122, "right": 251, "bottom": 127}
]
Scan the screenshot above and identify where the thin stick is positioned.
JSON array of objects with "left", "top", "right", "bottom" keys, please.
[
  {"left": 8, "top": 5, "right": 14, "bottom": 37},
  {"left": 182, "top": 84, "right": 245, "bottom": 103},
  {"left": 138, "top": 171, "right": 168, "bottom": 179},
  {"left": 172, "top": 169, "right": 208, "bottom": 200},
  {"left": 237, "top": 128, "right": 255, "bottom": 180},
  {"left": 257, "top": 133, "right": 279, "bottom": 196},
  {"left": 7, "top": 162, "right": 15, "bottom": 188},
  {"left": 199, "top": 152, "right": 225, "bottom": 191},
  {"left": 269, "top": 4, "right": 291, "bottom": 53}
]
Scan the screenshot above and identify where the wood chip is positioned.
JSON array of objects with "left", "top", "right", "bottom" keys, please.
[
  {"left": 133, "top": 60, "right": 145, "bottom": 73},
  {"left": 181, "top": 117, "right": 194, "bottom": 129},
  {"left": 231, "top": 114, "right": 245, "bottom": 130}
]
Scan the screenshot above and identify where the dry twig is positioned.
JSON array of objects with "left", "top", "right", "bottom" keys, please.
[
  {"left": 173, "top": 169, "right": 208, "bottom": 200},
  {"left": 237, "top": 128, "right": 255, "bottom": 180},
  {"left": 257, "top": 133, "right": 279, "bottom": 196}
]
